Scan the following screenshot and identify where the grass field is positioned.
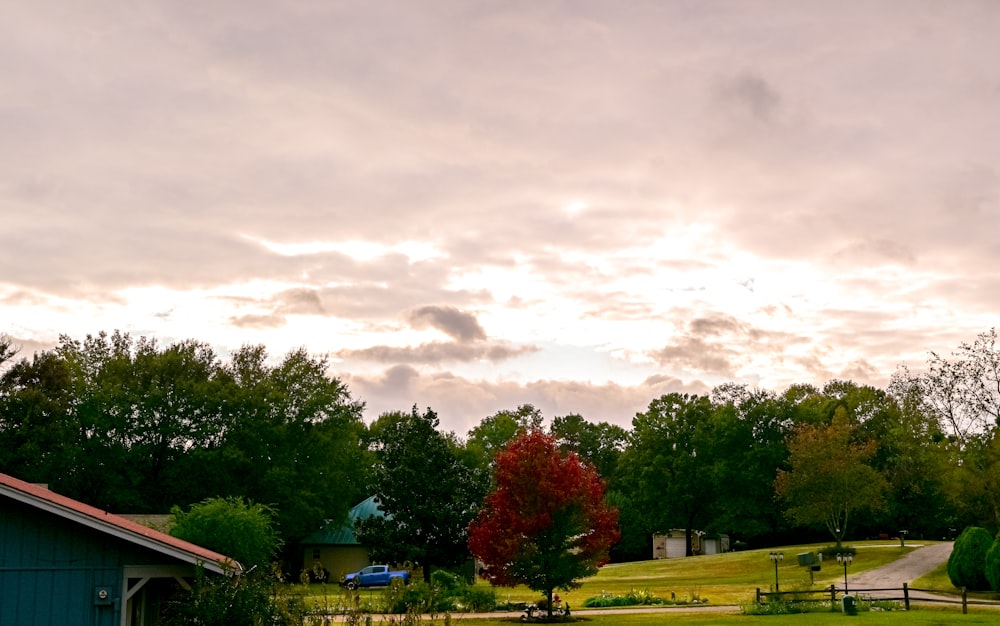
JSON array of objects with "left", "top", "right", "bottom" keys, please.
[
  {"left": 446, "top": 607, "right": 1000, "bottom": 625},
  {"left": 294, "top": 540, "right": 982, "bottom": 616}
]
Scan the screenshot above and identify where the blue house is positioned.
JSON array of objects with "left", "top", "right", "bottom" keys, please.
[{"left": 0, "top": 472, "right": 241, "bottom": 626}]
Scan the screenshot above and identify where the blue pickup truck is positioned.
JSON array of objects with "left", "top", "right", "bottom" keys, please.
[{"left": 343, "top": 565, "right": 410, "bottom": 589}]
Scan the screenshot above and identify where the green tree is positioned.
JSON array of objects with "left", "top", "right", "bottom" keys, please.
[
  {"left": 469, "top": 430, "right": 619, "bottom": 617},
  {"left": 0, "top": 332, "right": 367, "bottom": 556},
  {"left": 465, "top": 404, "right": 544, "bottom": 472},
  {"left": 869, "top": 369, "right": 954, "bottom": 537},
  {"left": 775, "top": 408, "right": 888, "bottom": 547},
  {"left": 708, "top": 384, "right": 793, "bottom": 543},
  {"left": 948, "top": 526, "right": 993, "bottom": 591},
  {"left": 0, "top": 350, "right": 77, "bottom": 485},
  {"left": 170, "top": 496, "right": 282, "bottom": 571},
  {"left": 356, "top": 406, "right": 486, "bottom": 581},
  {"left": 924, "top": 328, "right": 1000, "bottom": 442},
  {"left": 213, "top": 345, "right": 367, "bottom": 546},
  {"left": 620, "top": 393, "right": 716, "bottom": 556},
  {"left": 0, "top": 333, "right": 18, "bottom": 369},
  {"left": 549, "top": 414, "right": 627, "bottom": 480}
]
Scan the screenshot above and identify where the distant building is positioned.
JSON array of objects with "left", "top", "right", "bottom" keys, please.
[
  {"left": 0, "top": 472, "right": 240, "bottom": 626},
  {"left": 300, "top": 495, "right": 385, "bottom": 580},
  {"left": 652, "top": 529, "right": 729, "bottom": 558}
]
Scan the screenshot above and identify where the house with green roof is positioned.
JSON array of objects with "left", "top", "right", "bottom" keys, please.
[{"left": 300, "top": 495, "right": 385, "bottom": 580}]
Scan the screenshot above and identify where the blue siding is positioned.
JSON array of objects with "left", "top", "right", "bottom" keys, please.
[{"left": 0, "top": 497, "right": 175, "bottom": 626}]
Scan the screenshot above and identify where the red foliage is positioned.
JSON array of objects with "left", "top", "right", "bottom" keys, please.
[{"left": 468, "top": 430, "right": 620, "bottom": 589}]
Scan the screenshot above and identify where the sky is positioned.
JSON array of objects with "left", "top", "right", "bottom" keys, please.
[{"left": 3, "top": 1, "right": 999, "bottom": 435}]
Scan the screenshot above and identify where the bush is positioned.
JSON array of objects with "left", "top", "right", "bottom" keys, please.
[
  {"left": 162, "top": 566, "right": 306, "bottom": 626},
  {"left": 169, "top": 496, "right": 281, "bottom": 571},
  {"left": 583, "top": 589, "right": 667, "bottom": 607},
  {"left": 383, "top": 581, "right": 454, "bottom": 614},
  {"left": 948, "top": 526, "right": 993, "bottom": 591},
  {"left": 379, "top": 569, "right": 497, "bottom": 614},
  {"left": 430, "top": 569, "right": 464, "bottom": 595},
  {"left": 986, "top": 531, "right": 1000, "bottom": 591},
  {"left": 817, "top": 545, "right": 856, "bottom": 560},
  {"left": 458, "top": 585, "right": 497, "bottom": 612}
]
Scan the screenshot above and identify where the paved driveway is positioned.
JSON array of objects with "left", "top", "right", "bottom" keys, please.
[{"left": 848, "top": 542, "right": 953, "bottom": 593}]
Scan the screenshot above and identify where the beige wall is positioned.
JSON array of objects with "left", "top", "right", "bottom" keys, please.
[{"left": 303, "top": 546, "right": 371, "bottom": 581}]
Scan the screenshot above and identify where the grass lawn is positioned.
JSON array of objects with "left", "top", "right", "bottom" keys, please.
[
  {"left": 447, "top": 607, "right": 1000, "bottom": 625},
  {"left": 479, "top": 541, "right": 937, "bottom": 607},
  {"left": 293, "top": 541, "right": 956, "bottom": 612},
  {"left": 911, "top": 560, "right": 1000, "bottom": 604}
]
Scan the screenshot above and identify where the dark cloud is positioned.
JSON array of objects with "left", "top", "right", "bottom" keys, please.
[
  {"left": 650, "top": 336, "right": 742, "bottom": 377},
  {"left": 835, "top": 238, "right": 916, "bottom": 266},
  {"left": 407, "top": 305, "right": 486, "bottom": 342},
  {"left": 716, "top": 71, "right": 782, "bottom": 122},
  {"left": 340, "top": 366, "right": 710, "bottom": 434},
  {"left": 338, "top": 341, "right": 537, "bottom": 364},
  {"left": 689, "top": 315, "right": 744, "bottom": 337},
  {"left": 269, "top": 288, "right": 322, "bottom": 315},
  {"left": 230, "top": 314, "right": 287, "bottom": 329},
  {"left": 649, "top": 314, "right": 807, "bottom": 377}
]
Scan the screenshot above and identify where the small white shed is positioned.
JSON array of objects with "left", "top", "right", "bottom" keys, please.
[
  {"left": 652, "top": 530, "right": 729, "bottom": 558},
  {"left": 652, "top": 529, "right": 701, "bottom": 559}
]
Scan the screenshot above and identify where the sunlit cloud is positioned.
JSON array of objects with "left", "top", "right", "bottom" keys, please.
[
  {"left": 244, "top": 235, "right": 445, "bottom": 263},
  {"left": 2, "top": 1, "right": 998, "bottom": 433}
]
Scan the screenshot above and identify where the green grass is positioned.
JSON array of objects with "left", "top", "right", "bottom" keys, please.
[
  {"left": 483, "top": 541, "right": 935, "bottom": 607},
  {"left": 911, "top": 560, "right": 1000, "bottom": 603},
  {"left": 293, "top": 540, "right": 954, "bottom": 612},
  {"left": 448, "top": 608, "right": 1000, "bottom": 625},
  {"left": 911, "top": 561, "right": 955, "bottom": 594}
]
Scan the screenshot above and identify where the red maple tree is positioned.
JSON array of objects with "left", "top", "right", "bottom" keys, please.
[{"left": 468, "top": 430, "right": 619, "bottom": 615}]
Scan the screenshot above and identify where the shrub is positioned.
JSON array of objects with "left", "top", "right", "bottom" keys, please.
[
  {"left": 458, "top": 585, "right": 497, "bottom": 612},
  {"left": 583, "top": 589, "right": 667, "bottom": 607},
  {"left": 740, "top": 597, "right": 900, "bottom": 616},
  {"left": 383, "top": 581, "right": 454, "bottom": 614},
  {"left": 430, "top": 569, "right": 464, "bottom": 595},
  {"left": 169, "top": 496, "right": 281, "bottom": 571},
  {"left": 739, "top": 599, "right": 807, "bottom": 615},
  {"left": 948, "top": 526, "right": 993, "bottom": 591},
  {"left": 817, "top": 545, "right": 856, "bottom": 560},
  {"left": 986, "top": 532, "right": 1000, "bottom": 591},
  {"left": 162, "top": 566, "right": 307, "bottom": 626}
]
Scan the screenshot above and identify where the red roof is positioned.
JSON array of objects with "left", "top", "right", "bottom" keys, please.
[{"left": 0, "top": 472, "right": 241, "bottom": 574}]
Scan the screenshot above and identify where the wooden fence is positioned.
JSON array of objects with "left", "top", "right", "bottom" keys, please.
[{"left": 755, "top": 583, "right": 995, "bottom": 614}]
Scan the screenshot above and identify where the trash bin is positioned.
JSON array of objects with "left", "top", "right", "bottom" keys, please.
[{"left": 842, "top": 594, "right": 857, "bottom": 616}]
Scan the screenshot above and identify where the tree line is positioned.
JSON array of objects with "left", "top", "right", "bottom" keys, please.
[{"left": 1, "top": 328, "right": 999, "bottom": 570}]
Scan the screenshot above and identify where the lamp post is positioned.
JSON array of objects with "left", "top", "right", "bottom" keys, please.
[
  {"left": 836, "top": 553, "right": 853, "bottom": 592},
  {"left": 769, "top": 551, "right": 783, "bottom": 592}
]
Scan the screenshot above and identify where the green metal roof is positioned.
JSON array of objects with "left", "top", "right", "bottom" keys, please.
[{"left": 301, "top": 496, "right": 385, "bottom": 545}]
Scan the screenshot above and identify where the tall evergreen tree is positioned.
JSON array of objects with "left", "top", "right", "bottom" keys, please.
[{"left": 356, "top": 406, "right": 485, "bottom": 581}]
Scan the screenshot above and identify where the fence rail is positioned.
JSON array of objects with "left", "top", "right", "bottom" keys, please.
[{"left": 755, "top": 583, "right": 993, "bottom": 614}]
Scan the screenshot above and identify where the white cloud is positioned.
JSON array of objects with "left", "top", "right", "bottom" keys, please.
[{"left": 2, "top": 1, "right": 999, "bottom": 426}]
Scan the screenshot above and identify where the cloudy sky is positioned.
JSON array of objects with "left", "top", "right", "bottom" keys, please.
[{"left": 3, "top": 1, "right": 998, "bottom": 434}]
